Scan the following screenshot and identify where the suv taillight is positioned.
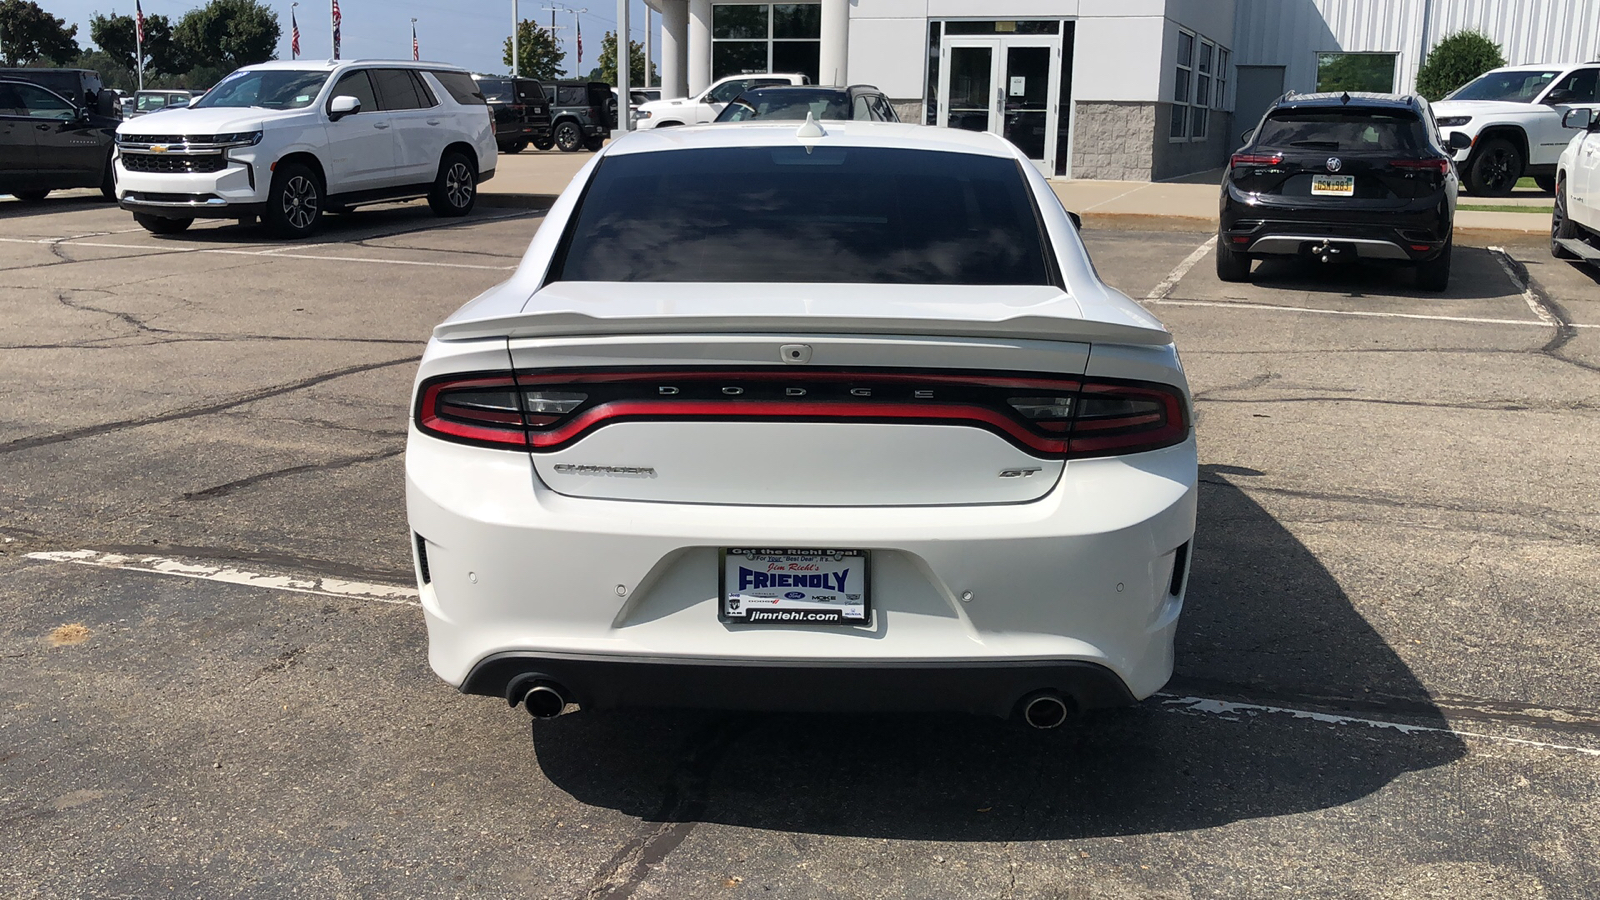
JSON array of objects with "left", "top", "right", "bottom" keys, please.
[
  {"left": 415, "top": 370, "right": 1192, "bottom": 458},
  {"left": 1389, "top": 158, "right": 1451, "bottom": 175},
  {"left": 1230, "top": 152, "right": 1283, "bottom": 167}
]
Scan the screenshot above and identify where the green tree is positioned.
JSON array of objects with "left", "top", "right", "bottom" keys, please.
[
  {"left": 74, "top": 48, "right": 133, "bottom": 89},
  {"left": 1315, "top": 53, "right": 1396, "bottom": 93},
  {"left": 174, "top": 0, "right": 280, "bottom": 73},
  {"left": 90, "top": 11, "right": 182, "bottom": 76},
  {"left": 596, "top": 31, "right": 656, "bottom": 87},
  {"left": 0, "top": 0, "right": 80, "bottom": 66},
  {"left": 1415, "top": 30, "right": 1506, "bottom": 101},
  {"left": 502, "top": 19, "right": 565, "bottom": 82}
]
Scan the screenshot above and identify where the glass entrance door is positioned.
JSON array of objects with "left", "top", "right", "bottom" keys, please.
[{"left": 939, "top": 34, "right": 1062, "bottom": 174}]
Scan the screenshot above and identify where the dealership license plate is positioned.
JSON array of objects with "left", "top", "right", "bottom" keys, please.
[
  {"left": 721, "top": 549, "right": 870, "bottom": 625},
  {"left": 1311, "top": 174, "right": 1355, "bottom": 196}
]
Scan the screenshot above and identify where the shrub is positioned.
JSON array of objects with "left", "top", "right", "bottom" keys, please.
[{"left": 1416, "top": 30, "right": 1506, "bottom": 101}]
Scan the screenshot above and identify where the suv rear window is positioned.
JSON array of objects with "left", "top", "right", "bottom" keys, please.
[
  {"left": 555, "top": 85, "right": 588, "bottom": 106},
  {"left": 435, "top": 71, "right": 486, "bottom": 105},
  {"left": 1255, "top": 109, "right": 1426, "bottom": 151},
  {"left": 549, "top": 146, "right": 1052, "bottom": 285}
]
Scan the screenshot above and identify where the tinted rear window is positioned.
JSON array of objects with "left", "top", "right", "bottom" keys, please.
[
  {"left": 1255, "top": 109, "right": 1426, "bottom": 151},
  {"left": 549, "top": 146, "right": 1052, "bottom": 285},
  {"left": 718, "top": 89, "right": 850, "bottom": 122}
]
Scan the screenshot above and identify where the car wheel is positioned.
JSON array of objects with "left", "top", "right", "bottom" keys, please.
[
  {"left": 133, "top": 212, "right": 192, "bottom": 234},
  {"left": 584, "top": 136, "right": 606, "bottom": 152},
  {"left": 1415, "top": 236, "right": 1452, "bottom": 292},
  {"left": 1215, "top": 234, "right": 1251, "bottom": 282},
  {"left": 1465, "top": 138, "right": 1522, "bottom": 197},
  {"left": 1533, "top": 174, "right": 1556, "bottom": 194},
  {"left": 554, "top": 121, "right": 583, "bottom": 152},
  {"left": 264, "top": 162, "right": 323, "bottom": 239},
  {"left": 511, "top": 140, "right": 530, "bottom": 153},
  {"left": 531, "top": 134, "right": 555, "bottom": 151},
  {"left": 427, "top": 151, "right": 477, "bottom": 218},
  {"left": 12, "top": 189, "right": 49, "bottom": 202},
  {"left": 1552, "top": 178, "right": 1580, "bottom": 260}
]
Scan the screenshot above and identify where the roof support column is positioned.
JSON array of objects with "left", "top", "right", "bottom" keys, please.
[
  {"left": 819, "top": 0, "right": 848, "bottom": 85},
  {"left": 656, "top": 0, "right": 690, "bottom": 99},
  {"left": 688, "top": 0, "right": 712, "bottom": 96}
]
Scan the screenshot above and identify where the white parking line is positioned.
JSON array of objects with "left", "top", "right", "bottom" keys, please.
[
  {"left": 1160, "top": 694, "right": 1600, "bottom": 758},
  {"left": 23, "top": 549, "right": 419, "bottom": 606},
  {"left": 0, "top": 236, "right": 515, "bottom": 271},
  {"left": 1144, "top": 297, "right": 1599, "bottom": 329},
  {"left": 1487, "top": 245, "right": 1560, "bottom": 326},
  {"left": 1146, "top": 238, "right": 1215, "bottom": 301}
]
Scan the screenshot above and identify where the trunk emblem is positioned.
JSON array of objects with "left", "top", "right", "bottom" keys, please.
[
  {"left": 1326, "top": 157, "right": 1342, "bottom": 172},
  {"left": 999, "top": 467, "right": 1042, "bottom": 478}
]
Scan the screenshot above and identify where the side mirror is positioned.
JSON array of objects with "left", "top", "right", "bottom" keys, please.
[
  {"left": 1066, "top": 211, "right": 1083, "bottom": 231},
  {"left": 1239, "top": 128, "right": 1253, "bottom": 144},
  {"left": 328, "top": 95, "right": 361, "bottom": 120},
  {"left": 1562, "top": 107, "right": 1596, "bottom": 130},
  {"left": 1446, "top": 131, "right": 1472, "bottom": 151}
]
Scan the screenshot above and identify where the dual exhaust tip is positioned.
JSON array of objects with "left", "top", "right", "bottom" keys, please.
[{"left": 508, "top": 678, "right": 1077, "bottom": 728}]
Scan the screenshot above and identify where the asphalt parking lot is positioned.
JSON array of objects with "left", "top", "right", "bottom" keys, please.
[{"left": 3, "top": 190, "right": 1599, "bottom": 898}]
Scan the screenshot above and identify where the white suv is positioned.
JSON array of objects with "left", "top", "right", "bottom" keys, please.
[
  {"left": 114, "top": 59, "right": 496, "bottom": 238},
  {"left": 633, "top": 73, "right": 808, "bottom": 129},
  {"left": 1432, "top": 61, "right": 1600, "bottom": 196}
]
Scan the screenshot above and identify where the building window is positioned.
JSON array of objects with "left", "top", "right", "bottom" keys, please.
[
  {"left": 1315, "top": 53, "right": 1397, "bottom": 93},
  {"left": 1171, "top": 29, "right": 1193, "bottom": 140},
  {"left": 1192, "top": 40, "right": 1212, "bottom": 138},
  {"left": 1215, "top": 47, "right": 1230, "bottom": 110},
  {"left": 713, "top": 3, "right": 821, "bottom": 84}
]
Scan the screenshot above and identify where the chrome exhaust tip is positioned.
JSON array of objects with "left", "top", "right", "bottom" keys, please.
[
  {"left": 1021, "top": 692, "right": 1072, "bottom": 730},
  {"left": 522, "top": 683, "right": 569, "bottom": 719}
]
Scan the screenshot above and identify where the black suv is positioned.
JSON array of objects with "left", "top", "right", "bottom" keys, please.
[
  {"left": 475, "top": 76, "right": 553, "bottom": 153},
  {"left": 0, "top": 78, "right": 119, "bottom": 201},
  {"left": 544, "top": 80, "right": 612, "bottom": 152},
  {"left": 1218, "top": 92, "right": 1468, "bottom": 291}
]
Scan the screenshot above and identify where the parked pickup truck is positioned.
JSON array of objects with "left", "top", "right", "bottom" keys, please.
[
  {"left": 1432, "top": 61, "right": 1600, "bottom": 196},
  {"left": 633, "top": 73, "right": 809, "bottom": 129},
  {"left": 1552, "top": 106, "right": 1600, "bottom": 266}
]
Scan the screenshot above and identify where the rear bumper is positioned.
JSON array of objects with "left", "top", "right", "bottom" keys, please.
[
  {"left": 466, "top": 654, "right": 1136, "bottom": 717},
  {"left": 1220, "top": 182, "right": 1454, "bottom": 261},
  {"left": 405, "top": 429, "right": 1198, "bottom": 712}
]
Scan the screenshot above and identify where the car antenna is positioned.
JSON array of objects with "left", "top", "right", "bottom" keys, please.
[
  {"left": 1341, "top": 91, "right": 1351, "bottom": 104},
  {"left": 796, "top": 110, "right": 827, "bottom": 140}
]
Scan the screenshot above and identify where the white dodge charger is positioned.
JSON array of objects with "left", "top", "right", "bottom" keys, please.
[{"left": 406, "top": 121, "right": 1197, "bottom": 729}]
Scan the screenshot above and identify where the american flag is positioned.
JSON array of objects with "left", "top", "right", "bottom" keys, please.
[
  {"left": 291, "top": 8, "right": 300, "bottom": 58},
  {"left": 576, "top": 15, "right": 582, "bottom": 66},
  {"left": 135, "top": 0, "right": 144, "bottom": 43},
  {"left": 412, "top": 21, "right": 419, "bottom": 60},
  {"left": 331, "top": 0, "right": 341, "bottom": 59}
]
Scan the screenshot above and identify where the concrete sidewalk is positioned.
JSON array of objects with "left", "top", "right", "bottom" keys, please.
[{"left": 479, "top": 150, "right": 1551, "bottom": 237}]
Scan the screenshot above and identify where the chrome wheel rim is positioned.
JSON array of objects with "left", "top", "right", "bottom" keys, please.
[
  {"left": 282, "top": 175, "right": 318, "bottom": 230},
  {"left": 445, "top": 162, "right": 474, "bottom": 208},
  {"left": 557, "top": 125, "right": 578, "bottom": 150}
]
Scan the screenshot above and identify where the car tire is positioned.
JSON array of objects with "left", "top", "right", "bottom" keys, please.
[
  {"left": 584, "top": 136, "right": 606, "bottom": 152},
  {"left": 133, "top": 212, "right": 192, "bottom": 234},
  {"left": 100, "top": 152, "right": 117, "bottom": 201},
  {"left": 1415, "top": 236, "right": 1452, "bottom": 292},
  {"left": 427, "top": 151, "right": 477, "bottom": 218},
  {"left": 531, "top": 134, "right": 554, "bottom": 151},
  {"left": 554, "top": 121, "right": 583, "bottom": 152},
  {"left": 1465, "top": 138, "right": 1523, "bottom": 197},
  {"left": 12, "top": 189, "right": 49, "bottom": 202},
  {"left": 264, "top": 162, "right": 323, "bottom": 239},
  {"left": 1552, "top": 178, "right": 1580, "bottom": 260},
  {"left": 1533, "top": 174, "right": 1556, "bottom": 194},
  {"left": 1215, "top": 235, "right": 1251, "bottom": 282}
]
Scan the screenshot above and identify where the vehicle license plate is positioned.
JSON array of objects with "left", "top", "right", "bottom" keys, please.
[
  {"left": 1311, "top": 174, "right": 1355, "bottom": 196},
  {"left": 721, "top": 549, "right": 870, "bottom": 625}
]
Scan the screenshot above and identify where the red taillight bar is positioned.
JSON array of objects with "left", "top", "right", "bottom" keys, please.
[
  {"left": 1389, "top": 158, "right": 1452, "bottom": 175},
  {"left": 414, "top": 370, "right": 1191, "bottom": 459}
]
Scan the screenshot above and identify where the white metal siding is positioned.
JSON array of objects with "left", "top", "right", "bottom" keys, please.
[{"left": 1234, "top": 0, "right": 1600, "bottom": 96}]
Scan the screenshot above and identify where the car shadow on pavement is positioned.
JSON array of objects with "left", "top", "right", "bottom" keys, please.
[
  {"left": 138, "top": 203, "right": 482, "bottom": 246},
  {"left": 526, "top": 466, "right": 1466, "bottom": 840},
  {"left": 0, "top": 194, "right": 109, "bottom": 220},
  {"left": 1247, "top": 247, "right": 1512, "bottom": 300}
]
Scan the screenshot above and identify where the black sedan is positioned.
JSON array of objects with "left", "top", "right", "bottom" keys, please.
[{"left": 1217, "top": 91, "right": 1469, "bottom": 292}]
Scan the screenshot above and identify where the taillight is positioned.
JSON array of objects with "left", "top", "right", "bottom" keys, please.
[
  {"left": 414, "top": 369, "right": 1191, "bottom": 458},
  {"left": 1390, "top": 158, "right": 1451, "bottom": 175},
  {"left": 1230, "top": 152, "right": 1283, "bottom": 167}
]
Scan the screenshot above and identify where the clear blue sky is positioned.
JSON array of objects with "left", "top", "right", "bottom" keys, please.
[{"left": 44, "top": 0, "right": 658, "bottom": 78}]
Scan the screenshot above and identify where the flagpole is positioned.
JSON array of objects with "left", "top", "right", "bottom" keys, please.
[
  {"left": 511, "top": 0, "right": 519, "bottom": 77},
  {"left": 616, "top": 0, "right": 629, "bottom": 132},
  {"left": 135, "top": 1, "right": 143, "bottom": 91},
  {"left": 411, "top": 18, "right": 419, "bottom": 61},
  {"left": 291, "top": 2, "right": 299, "bottom": 60}
]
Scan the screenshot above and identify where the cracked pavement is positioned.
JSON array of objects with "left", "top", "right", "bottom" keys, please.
[{"left": 2, "top": 191, "right": 1599, "bottom": 898}]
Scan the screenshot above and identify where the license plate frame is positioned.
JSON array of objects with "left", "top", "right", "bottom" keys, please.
[
  {"left": 1311, "top": 174, "right": 1356, "bottom": 197},
  {"left": 719, "top": 548, "right": 871, "bottom": 626}
]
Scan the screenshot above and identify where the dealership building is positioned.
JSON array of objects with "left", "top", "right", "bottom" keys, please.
[{"left": 641, "top": 0, "right": 1600, "bottom": 179}]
